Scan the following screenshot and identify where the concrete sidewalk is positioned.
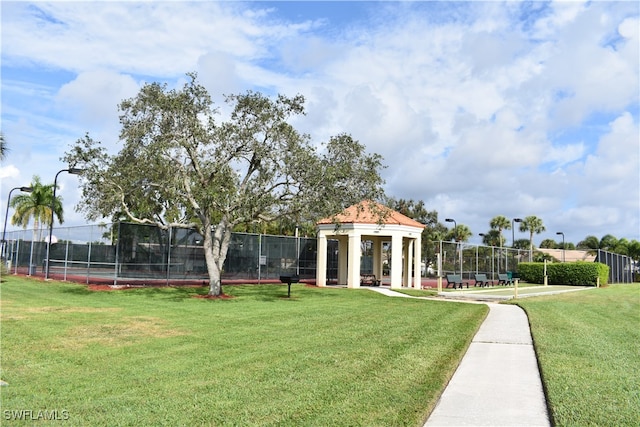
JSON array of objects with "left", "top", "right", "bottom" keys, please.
[
  {"left": 424, "top": 303, "right": 550, "bottom": 426},
  {"left": 367, "top": 287, "right": 551, "bottom": 425}
]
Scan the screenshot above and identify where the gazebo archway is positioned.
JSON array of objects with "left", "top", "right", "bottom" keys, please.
[{"left": 316, "top": 201, "right": 425, "bottom": 289}]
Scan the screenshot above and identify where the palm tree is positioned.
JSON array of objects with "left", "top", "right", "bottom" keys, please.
[
  {"left": 489, "top": 215, "right": 511, "bottom": 248},
  {"left": 480, "top": 229, "right": 502, "bottom": 247},
  {"left": 599, "top": 234, "right": 618, "bottom": 251},
  {"left": 448, "top": 224, "right": 472, "bottom": 242},
  {"left": 577, "top": 235, "right": 599, "bottom": 255},
  {"left": 0, "top": 132, "right": 7, "bottom": 161},
  {"left": 518, "top": 215, "right": 546, "bottom": 255},
  {"left": 10, "top": 176, "right": 64, "bottom": 241}
]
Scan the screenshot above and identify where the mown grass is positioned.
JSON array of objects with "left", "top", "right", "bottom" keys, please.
[
  {"left": 0, "top": 276, "right": 487, "bottom": 426},
  {"left": 516, "top": 284, "right": 640, "bottom": 426}
]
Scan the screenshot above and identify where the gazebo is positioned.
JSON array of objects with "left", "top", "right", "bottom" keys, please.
[{"left": 316, "top": 201, "right": 425, "bottom": 289}]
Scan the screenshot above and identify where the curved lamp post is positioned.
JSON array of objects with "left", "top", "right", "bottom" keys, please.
[
  {"left": 2, "top": 186, "right": 33, "bottom": 259},
  {"left": 556, "top": 232, "right": 565, "bottom": 262},
  {"left": 45, "top": 168, "right": 84, "bottom": 280}
]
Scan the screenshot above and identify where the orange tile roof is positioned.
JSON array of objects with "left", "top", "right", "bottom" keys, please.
[{"left": 317, "top": 201, "right": 426, "bottom": 228}]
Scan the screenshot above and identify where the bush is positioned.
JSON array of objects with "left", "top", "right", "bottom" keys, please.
[{"left": 517, "top": 262, "right": 609, "bottom": 286}]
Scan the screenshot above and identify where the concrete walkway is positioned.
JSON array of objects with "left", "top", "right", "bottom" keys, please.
[
  {"left": 425, "top": 303, "right": 550, "bottom": 426},
  {"left": 367, "top": 288, "right": 550, "bottom": 426}
]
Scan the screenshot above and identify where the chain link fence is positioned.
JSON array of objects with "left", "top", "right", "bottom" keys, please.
[
  {"left": 2, "top": 223, "right": 318, "bottom": 284},
  {"left": 435, "top": 241, "right": 529, "bottom": 281},
  {"left": 2, "top": 224, "right": 634, "bottom": 284}
]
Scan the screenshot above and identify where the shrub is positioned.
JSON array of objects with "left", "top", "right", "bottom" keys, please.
[{"left": 517, "top": 262, "right": 609, "bottom": 286}]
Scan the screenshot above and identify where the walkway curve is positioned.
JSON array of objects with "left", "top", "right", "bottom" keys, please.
[{"left": 367, "top": 287, "right": 551, "bottom": 426}]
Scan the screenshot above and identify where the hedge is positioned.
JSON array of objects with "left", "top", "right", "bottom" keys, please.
[{"left": 517, "top": 261, "right": 609, "bottom": 286}]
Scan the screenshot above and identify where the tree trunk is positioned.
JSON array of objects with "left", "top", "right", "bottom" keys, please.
[{"left": 203, "top": 219, "right": 233, "bottom": 296}]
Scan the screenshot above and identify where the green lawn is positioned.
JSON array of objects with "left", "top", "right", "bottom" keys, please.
[
  {"left": 0, "top": 276, "right": 487, "bottom": 426},
  {"left": 516, "top": 284, "right": 640, "bottom": 426}
]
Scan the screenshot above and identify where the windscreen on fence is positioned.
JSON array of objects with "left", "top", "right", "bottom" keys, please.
[
  {"left": 5, "top": 224, "right": 634, "bottom": 285},
  {"left": 595, "top": 249, "right": 635, "bottom": 283},
  {"left": 3, "top": 222, "right": 318, "bottom": 284}
]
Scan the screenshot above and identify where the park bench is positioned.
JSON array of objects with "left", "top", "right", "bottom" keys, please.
[
  {"left": 497, "top": 273, "right": 513, "bottom": 286},
  {"left": 360, "top": 274, "right": 381, "bottom": 286},
  {"left": 446, "top": 274, "right": 469, "bottom": 289},
  {"left": 474, "top": 273, "right": 493, "bottom": 287}
]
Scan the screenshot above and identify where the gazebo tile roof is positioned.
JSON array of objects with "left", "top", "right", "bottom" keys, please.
[{"left": 317, "top": 201, "right": 425, "bottom": 229}]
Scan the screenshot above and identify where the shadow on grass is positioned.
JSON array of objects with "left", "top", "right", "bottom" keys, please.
[
  {"left": 59, "top": 283, "right": 204, "bottom": 302},
  {"left": 58, "top": 283, "right": 325, "bottom": 303}
]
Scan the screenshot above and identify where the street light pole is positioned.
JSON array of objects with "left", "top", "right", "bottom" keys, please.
[
  {"left": 509, "top": 218, "right": 522, "bottom": 273},
  {"left": 445, "top": 218, "right": 457, "bottom": 275},
  {"left": 556, "top": 232, "right": 565, "bottom": 262},
  {"left": 511, "top": 218, "right": 522, "bottom": 247},
  {"left": 2, "top": 186, "right": 33, "bottom": 260},
  {"left": 45, "top": 168, "right": 84, "bottom": 280}
]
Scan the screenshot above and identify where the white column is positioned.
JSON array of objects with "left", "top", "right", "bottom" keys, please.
[
  {"left": 413, "top": 236, "right": 422, "bottom": 289},
  {"left": 316, "top": 233, "right": 327, "bottom": 287},
  {"left": 347, "top": 232, "right": 361, "bottom": 288},
  {"left": 404, "top": 238, "right": 413, "bottom": 288},
  {"left": 390, "top": 233, "right": 403, "bottom": 289},
  {"left": 338, "top": 236, "right": 348, "bottom": 285},
  {"left": 372, "top": 237, "right": 382, "bottom": 280}
]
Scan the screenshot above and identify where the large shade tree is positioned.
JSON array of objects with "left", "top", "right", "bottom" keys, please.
[
  {"left": 10, "top": 175, "right": 64, "bottom": 241},
  {"left": 63, "top": 74, "right": 385, "bottom": 296}
]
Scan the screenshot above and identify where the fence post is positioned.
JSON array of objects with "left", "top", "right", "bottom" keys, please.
[
  {"left": 114, "top": 222, "right": 120, "bottom": 286},
  {"left": 258, "top": 234, "right": 262, "bottom": 283},
  {"left": 166, "top": 226, "right": 172, "bottom": 286},
  {"left": 64, "top": 240, "right": 70, "bottom": 281},
  {"left": 437, "top": 252, "right": 442, "bottom": 293},
  {"left": 86, "top": 241, "right": 92, "bottom": 285}
]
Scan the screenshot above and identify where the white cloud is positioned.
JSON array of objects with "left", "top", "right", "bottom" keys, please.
[
  {"left": 57, "top": 70, "right": 139, "bottom": 128},
  {"left": 1, "top": 1, "right": 638, "bottom": 244},
  {"left": 0, "top": 164, "right": 21, "bottom": 181}
]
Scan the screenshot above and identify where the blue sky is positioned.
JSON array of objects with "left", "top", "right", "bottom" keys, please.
[{"left": 1, "top": 0, "right": 639, "bottom": 245}]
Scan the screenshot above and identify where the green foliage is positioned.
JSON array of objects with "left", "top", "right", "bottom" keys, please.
[
  {"left": 480, "top": 229, "right": 503, "bottom": 247},
  {"left": 386, "top": 198, "right": 445, "bottom": 271},
  {"left": 0, "top": 131, "right": 7, "bottom": 160},
  {"left": 513, "top": 238, "right": 530, "bottom": 249},
  {"left": 539, "top": 238, "right": 557, "bottom": 249},
  {"left": 489, "top": 215, "right": 511, "bottom": 247},
  {"left": 517, "top": 262, "right": 609, "bottom": 286},
  {"left": 447, "top": 224, "right": 472, "bottom": 242},
  {"left": 518, "top": 215, "right": 546, "bottom": 251},
  {"left": 9, "top": 175, "right": 64, "bottom": 241}
]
